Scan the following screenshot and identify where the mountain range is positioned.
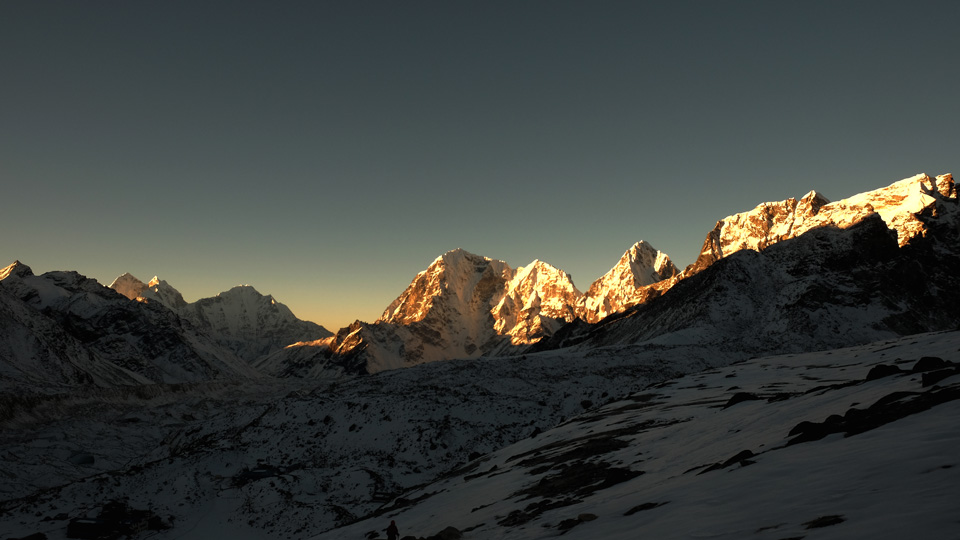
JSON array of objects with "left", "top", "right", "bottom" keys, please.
[
  {"left": 1, "top": 171, "right": 958, "bottom": 540},
  {"left": 261, "top": 172, "right": 958, "bottom": 376}
]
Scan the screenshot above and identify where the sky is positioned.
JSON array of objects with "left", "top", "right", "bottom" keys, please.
[{"left": 1, "top": 1, "right": 958, "bottom": 331}]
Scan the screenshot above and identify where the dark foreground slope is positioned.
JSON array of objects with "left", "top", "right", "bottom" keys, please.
[{"left": 325, "top": 330, "right": 960, "bottom": 540}]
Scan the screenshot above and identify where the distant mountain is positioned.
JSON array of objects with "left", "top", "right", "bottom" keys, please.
[
  {"left": 580, "top": 241, "right": 677, "bottom": 323},
  {"left": 109, "top": 275, "right": 331, "bottom": 363},
  {"left": 4, "top": 172, "right": 954, "bottom": 386},
  {"left": 264, "top": 172, "right": 958, "bottom": 377},
  {"left": 181, "top": 285, "right": 332, "bottom": 362},
  {"left": 261, "top": 250, "right": 586, "bottom": 376},
  {"left": 686, "top": 172, "right": 954, "bottom": 274},
  {"left": 0, "top": 263, "right": 258, "bottom": 390},
  {"left": 0, "top": 262, "right": 150, "bottom": 390},
  {"left": 534, "top": 173, "right": 960, "bottom": 356}
]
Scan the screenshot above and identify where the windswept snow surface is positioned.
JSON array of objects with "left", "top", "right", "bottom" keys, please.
[
  {"left": 0, "top": 343, "right": 723, "bottom": 540},
  {"left": 317, "top": 331, "right": 960, "bottom": 540},
  {"left": 2, "top": 332, "right": 959, "bottom": 539}
]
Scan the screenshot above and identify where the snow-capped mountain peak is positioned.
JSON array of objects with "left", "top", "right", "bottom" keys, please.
[
  {"left": 493, "top": 258, "right": 582, "bottom": 345},
  {"left": 580, "top": 240, "right": 678, "bottom": 323},
  {"left": 109, "top": 272, "right": 147, "bottom": 300},
  {"left": 379, "top": 248, "right": 512, "bottom": 325},
  {"left": 106, "top": 274, "right": 331, "bottom": 364},
  {"left": 139, "top": 276, "right": 188, "bottom": 309},
  {"left": 0, "top": 260, "right": 33, "bottom": 281},
  {"left": 688, "top": 172, "right": 954, "bottom": 273},
  {"left": 181, "top": 283, "right": 331, "bottom": 362}
]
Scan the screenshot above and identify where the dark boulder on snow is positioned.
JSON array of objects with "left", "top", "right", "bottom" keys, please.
[
  {"left": 8, "top": 533, "right": 48, "bottom": 540},
  {"left": 426, "top": 526, "right": 462, "bottom": 540},
  {"left": 911, "top": 356, "right": 950, "bottom": 373},
  {"left": 624, "top": 501, "right": 668, "bottom": 515},
  {"left": 723, "top": 392, "right": 761, "bottom": 408},
  {"left": 865, "top": 364, "right": 903, "bottom": 380},
  {"left": 803, "top": 514, "right": 846, "bottom": 529},
  {"left": 922, "top": 368, "right": 960, "bottom": 387}
]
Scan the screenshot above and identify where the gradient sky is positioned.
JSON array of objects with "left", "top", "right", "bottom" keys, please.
[{"left": 2, "top": 1, "right": 957, "bottom": 331}]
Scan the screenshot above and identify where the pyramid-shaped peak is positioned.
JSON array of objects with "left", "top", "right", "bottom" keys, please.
[
  {"left": 110, "top": 272, "right": 148, "bottom": 300},
  {"left": 627, "top": 240, "right": 659, "bottom": 256},
  {"left": 220, "top": 284, "right": 265, "bottom": 297},
  {"left": 0, "top": 260, "right": 33, "bottom": 281},
  {"left": 432, "top": 248, "right": 491, "bottom": 265}
]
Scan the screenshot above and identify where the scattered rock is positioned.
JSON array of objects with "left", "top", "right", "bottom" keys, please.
[
  {"left": 699, "top": 450, "right": 756, "bottom": 474},
  {"left": 788, "top": 385, "right": 960, "bottom": 445},
  {"left": 624, "top": 502, "right": 668, "bottom": 515},
  {"left": 911, "top": 356, "right": 949, "bottom": 373},
  {"left": 518, "top": 461, "right": 643, "bottom": 500},
  {"left": 723, "top": 392, "right": 761, "bottom": 408},
  {"left": 497, "top": 498, "right": 579, "bottom": 526},
  {"left": 865, "top": 364, "right": 903, "bottom": 381},
  {"left": 426, "top": 526, "right": 461, "bottom": 540},
  {"left": 803, "top": 514, "right": 846, "bottom": 528},
  {"left": 922, "top": 368, "right": 960, "bottom": 387},
  {"left": 577, "top": 513, "right": 597, "bottom": 521}
]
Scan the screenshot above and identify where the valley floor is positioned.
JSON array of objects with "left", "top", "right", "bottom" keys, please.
[{"left": 1, "top": 333, "right": 958, "bottom": 540}]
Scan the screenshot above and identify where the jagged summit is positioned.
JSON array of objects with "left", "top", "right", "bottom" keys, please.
[
  {"left": 687, "top": 172, "right": 954, "bottom": 273},
  {"left": 0, "top": 260, "right": 33, "bottom": 281},
  {"left": 379, "top": 249, "right": 512, "bottom": 325},
  {"left": 580, "top": 241, "right": 678, "bottom": 323},
  {"left": 105, "top": 273, "right": 330, "bottom": 363},
  {"left": 494, "top": 259, "right": 582, "bottom": 344},
  {"left": 109, "top": 272, "right": 147, "bottom": 300}
]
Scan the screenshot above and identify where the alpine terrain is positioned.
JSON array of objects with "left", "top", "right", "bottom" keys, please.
[{"left": 0, "top": 172, "right": 957, "bottom": 540}]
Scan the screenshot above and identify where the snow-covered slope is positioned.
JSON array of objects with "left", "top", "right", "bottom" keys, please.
[
  {"left": 138, "top": 277, "right": 188, "bottom": 309},
  {"left": 0, "top": 342, "right": 722, "bottom": 540},
  {"left": 181, "top": 285, "right": 332, "bottom": 362},
  {"left": 109, "top": 275, "right": 331, "bottom": 363},
  {"left": 580, "top": 241, "right": 678, "bottom": 323},
  {"left": 0, "top": 263, "right": 259, "bottom": 387},
  {"left": 322, "top": 330, "right": 960, "bottom": 540},
  {"left": 0, "top": 263, "right": 150, "bottom": 391},
  {"left": 3, "top": 330, "right": 957, "bottom": 540}
]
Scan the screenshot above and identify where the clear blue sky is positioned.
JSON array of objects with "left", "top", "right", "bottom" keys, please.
[{"left": 2, "top": 1, "right": 957, "bottom": 330}]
